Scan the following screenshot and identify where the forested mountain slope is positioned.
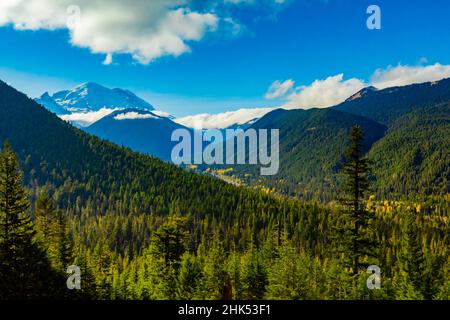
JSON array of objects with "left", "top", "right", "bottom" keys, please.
[
  {"left": 369, "top": 102, "right": 450, "bottom": 198},
  {"left": 0, "top": 79, "right": 307, "bottom": 249},
  {"left": 333, "top": 78, "right": 450, "bottom": 125},
  {"left": 225, "top": 108, "right": 387, "bottom": 200},
  {"left": 85, "top": 108, "right": 189, "bottom": 161},
  {"left": 215, "top": 80, "right": 450, "bottom": 201},
  {"left": 1, "top": 80, "right": 450, "bottom": 300}
]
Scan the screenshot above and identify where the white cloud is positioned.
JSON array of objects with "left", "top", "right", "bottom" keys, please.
[
  {"left": 102, "top": 53, "right": 113, "bottom": 65},
  {"left": 271, "top": 63, "right": 450, "bottom": 110},
  {"left": 60, "top": 107, "right": 120, "bottom": 127},
  {"left": 0, "top": 0, "right": 292, "bottom": 64},
  {"left": 152, "top": 110, "right": 173, "bottom": 118},
  {"left": 175, "top": 107, "right": 273, "bottom": 129},
  {"left": 61, "top": 62, "right": 450, "bottom": 129},
  {"left": 370, "top": 63, "right": 450, "bottom": 89},
  {"left": 282, "top": 74, "right": 365, "bottom": 109},
  {"left": 0, "top": 0, "right": 218, "bottom": 64},
  {"left": 265, "top": 79, "right": 294, "bottom": 99},
  {"left": 114, "top": 111, "right": 159, "bottom": 121}
]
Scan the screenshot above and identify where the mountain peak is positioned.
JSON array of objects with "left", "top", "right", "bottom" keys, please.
[
  {"left": 35, "top": 91, "right": 70, "bottom": 115},
  {"left": 79, "top": 81, "right": 100, "bottom": 87},
  {"left": 36, "top": 82, "right": 154, "bottom": 114},
  {"left": 40, "top": 92, "right": 51, "bottom": 99},
  {"left": 74, "top": 82, "right": 105, "bottom": 89},
  {"left": 345, "top": 86, "right": 378, "bottom": 102}
]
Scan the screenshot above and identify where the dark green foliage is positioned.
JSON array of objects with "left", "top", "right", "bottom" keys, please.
[
  {"left": 369, "top": 103, "right": 450, "bottom": 198},
  {"left": 212, "top": 79, "right": 450, "bottom": 202},
  {"left": 226, "top": 108, "right": 386, "bottom": 201},
  {"left": 177, "top": 253, "right": 202, "bottom": 299},
  {"left": 398, "top": 215, "right": 426, "bottom": 297},
  {"left": 334, "top": 78, "right": 450, "bottom": 125},
  {"left": 35, "top": 190, "right": 73, "bottom": 272},
  {"left": 151, "top": 216, "right": 188, "bottom": 268},
  {"left": 0, "top": 143, "right": 65, "bottom": 299},
  {"left": 240, "top": 246, "right": 267, "bottom": 299},
  {"left": 0, "top": 80, "right": 309, "bottom": 252},
  {"left": 339, "top": 126, "right": 375, "bottom": 274}
]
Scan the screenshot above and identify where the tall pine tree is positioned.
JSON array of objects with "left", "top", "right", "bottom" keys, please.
[
  {"left": 339, "top": 126, "right": 375, "bottom": 275},
  {"left": 35, "top": 191, "right": 73, "bottom": 272},
  {"left": 0, "top": 142, "right": 63, "bottom": 299}
]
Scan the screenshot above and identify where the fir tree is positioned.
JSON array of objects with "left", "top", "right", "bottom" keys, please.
[
  {"left": 152, "top": 216, "right": 188, "bottom": 269},
  {"left": 339, "top": 126, "right": 375, "bottom": 275},
  {"left": 240, "top": 246, "right": 267, "bottom": 299},
  {"left": 398, "top": 214, "right": 427, "bottom": 298},
  {"left": 0, "top": 142, "right": 62, "bottom": 299},
  {"left": 176, "top": 253, "right": 202, "bottom": 300},
  {"left": 265, "top": 239, "right": 310, "bottom": 300},
  {"left": 198, "top": 235, "right": 229, "bottom": 300},
  {"left": 35, "top": 190, "right": 74, "bottom": 277}
]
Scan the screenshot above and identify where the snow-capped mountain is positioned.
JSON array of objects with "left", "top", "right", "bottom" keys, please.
[
  {"left": 35, "top": 82, "right": 154, "bottom": 114},
  {"left": 35, "top": 92, "right": 71, "bottom": 115}
]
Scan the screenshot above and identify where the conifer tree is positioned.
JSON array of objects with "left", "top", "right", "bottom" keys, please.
[
  {"left": 35, "top": 191, "right": 73, "bottom": 272},
  {"left": 176, "top": 252, "right": 202, "bottom": 300},
  {"left": 198, "top": 234, "right": 229, "bottom": 299},
  {"left": 435, "top": 256, "right": 450, "bottom": 300},
  {"left": 398, "top": 214, "right": 427, "bottom": 298},
  {"left": 240, "top": 246, "right": 267, "bottom": 299},
  {"left": 55, "top": 210, "right": 73, "bottom": 271},
  {"left": 152, "top": 216, "right": 188, "bottom": 268},
  {"left": 0, "top": 142, "right": 62, "bottom": 299},
  {"left": 0, "top": 142, "right": 36, "bottom": 297},
  {"left": 226, "top": 249, "right": 242, "bottom": 299},
  {"left": 35, "top": 191, "right": 57, "bottom": 242},
  {"left": 265, "top": 238, "right": 310, "bottom": 300},
  {"left": 339, "top": 126, "right": 375, "bottom": 275}
]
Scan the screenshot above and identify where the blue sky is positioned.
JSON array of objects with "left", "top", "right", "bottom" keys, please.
[{"left": 1, "top": 0, "right": 450, "bottom": 118}]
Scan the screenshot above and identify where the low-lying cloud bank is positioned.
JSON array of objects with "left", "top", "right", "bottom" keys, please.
[
  {"left": 60, "top": 108, "right": 171, "bottom": 126},
  {"left": 60, "top": 107, "right": 119, "bottom": 127},
  {"left": 175, "top": 107, "right": 274, "bottom": 129},
  {"left": 114, "top": 112, "right": 159, "bottom": 121}
]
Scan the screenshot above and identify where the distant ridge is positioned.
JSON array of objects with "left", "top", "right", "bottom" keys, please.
[
  {"left": 85, "top": 108, "right": 189, "bottom": 161},
  {"left": 334, "top": 77, "right": 450, "bottom": 125}
]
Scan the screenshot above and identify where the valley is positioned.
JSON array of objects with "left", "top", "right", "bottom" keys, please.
[{"left": 1, "top": 78, "right": 449, "bottom": 300}]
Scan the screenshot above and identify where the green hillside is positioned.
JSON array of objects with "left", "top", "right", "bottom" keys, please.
[
  {"left": 369, "top": 102, "right": 450, "bottom": 198},
  {"left": 334, "top": 78, "right": 450, "bottom": 125},
  {"left": 224, "top": 108, "right": 387, "bottom": 201},
  {"left": 1, "top": 80, "right": 450, "bottom": 300},
  {"left": 0, "top": 80, "right": 309, "bottom": 244},
  {"left": 217, "top": 80, "right": 450, "bottom": 201}
]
